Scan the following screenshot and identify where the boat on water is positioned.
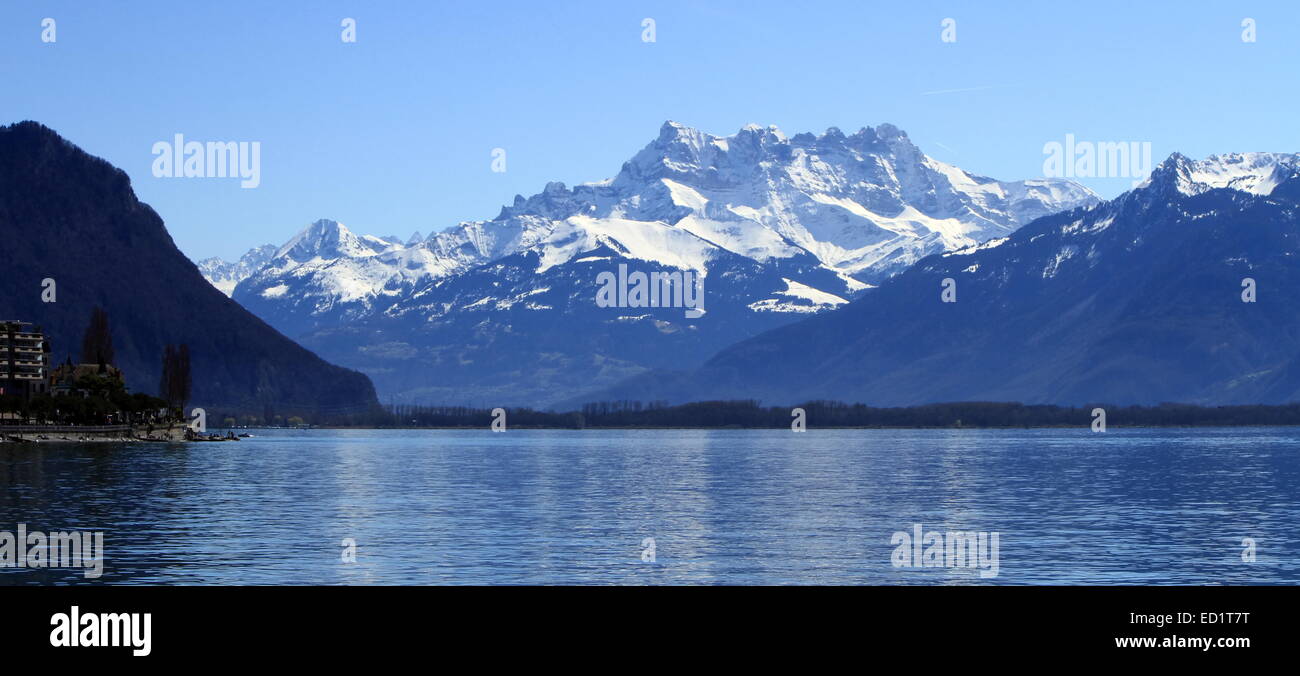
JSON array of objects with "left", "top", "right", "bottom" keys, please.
[{"left": 185, "top": 429, "right": 240, "bottom": 442}]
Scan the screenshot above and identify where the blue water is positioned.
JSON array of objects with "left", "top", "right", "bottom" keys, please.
[{"left": 1, "top": 428, "right": 1297, "bottom": 585}]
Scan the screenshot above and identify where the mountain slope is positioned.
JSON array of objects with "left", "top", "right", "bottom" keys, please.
[
  {"left": 592, "top": 152, "right": 1300, "bottom": 407},
  {"left": 215, "top": 121, "right": 1098, "bottom": 407},
  {"left": 197, "top": 244, "right": 276, "bottom": 296},
  {"left": 0, "top": 121, "right": 380, "bottom": 417}
]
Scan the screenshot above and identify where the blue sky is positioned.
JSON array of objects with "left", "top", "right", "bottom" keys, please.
[{"left": 3, "top": 1, "right": 1297, "bottom": 260}]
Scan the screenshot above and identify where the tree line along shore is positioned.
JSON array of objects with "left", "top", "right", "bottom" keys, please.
[
  {"left": 337, "top": 400, "right": 1300, "bottom": 429},
  {"left": 11, "top": 399, "right": 1300, "bottom": 436}
]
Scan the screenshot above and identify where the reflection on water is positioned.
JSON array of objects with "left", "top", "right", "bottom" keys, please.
[{"left": 1, "top": 428, "right": 1296, "bottom": 585}]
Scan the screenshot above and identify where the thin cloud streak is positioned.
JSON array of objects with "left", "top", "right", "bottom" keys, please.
[{"left": 919, "top": 85, "right": 1000, "bottom": 96}]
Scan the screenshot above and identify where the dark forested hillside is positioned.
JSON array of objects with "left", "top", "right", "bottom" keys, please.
[{"left": 0, "top": 121, "right": 379, "bottom": 417}]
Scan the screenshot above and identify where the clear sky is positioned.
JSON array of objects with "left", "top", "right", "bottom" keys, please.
[{"left": 3, "top": 1, "right": 1298, "bottom": 260}]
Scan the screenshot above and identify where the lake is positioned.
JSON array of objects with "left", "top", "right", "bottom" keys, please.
[{"left": 1, "top": 427, "right": 1296, "bottom": 585}]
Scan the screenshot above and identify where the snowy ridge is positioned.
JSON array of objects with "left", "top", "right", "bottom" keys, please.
[
  {"left": 1139, "top": 152, "right": 1300, "bottom": 196},
  {"left": 210, "top": 121, "right": 1097, "bottom": 328},
  {"left": 196, "top": 244, "right": 276, "bottom": 296},
  {"left": 195, "top": 120, "right": 1111, "bottom": 406},
  {"left": 601, "top": 146, "right": 1300, "bottom": 409}
]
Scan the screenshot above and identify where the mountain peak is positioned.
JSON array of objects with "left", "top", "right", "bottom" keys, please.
[
  {"left": 275, "top": 218, "right": 361, "bottom": 261},
  {"left": 1141, "top": 151, "right": 1298, "bottom": 197},
  {"left": 656, "top": 120, "right": 703, "bottom": 144},
  {"left": 820, "top": 126, "right": 847, "bottom": 142},
  {"left": 0, "top": 119, "right": 133, "bottom": 199},
  {"left": 195, "top": 244, "right": 277, "bottom": 296},
  {"left": 2, "top": 120, "right": 72, "bottom": 145},
  {"left": 874, "top": 122, "right": 908, "bottom": 140},
  {"left": 735, "top": 123, "right": 788, "bottom": 146},
  {"left": 304, "top": 218, "right": 351, "bottom": 241}
]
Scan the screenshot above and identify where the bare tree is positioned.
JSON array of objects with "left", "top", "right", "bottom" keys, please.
[
  {"left": 80, "top": 307, "right": 114, "bottom": 365},
  {"left": 159, "top": 344, "right": 175, "bottom": 408},
  {"left": 177, "top": 344, "right": 192, "bottom": 412},
  {"left": 158, "top": 344, "right": 193, "bottom": 413}
]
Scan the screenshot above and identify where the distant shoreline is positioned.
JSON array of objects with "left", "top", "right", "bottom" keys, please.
[
  {"left": 342, "top": 400, "right": 1300, "bottom": 431},
  {"left": 4, "top": 422, "right": 1298, "bottom": 441},
  {"left": 310, "top": 422, "right": 1300, "bottom": 431}
]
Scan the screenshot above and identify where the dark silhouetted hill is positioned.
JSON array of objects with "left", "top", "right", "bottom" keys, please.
[{"left": 0, "top": 121, "right": 379, "bottom": 417}]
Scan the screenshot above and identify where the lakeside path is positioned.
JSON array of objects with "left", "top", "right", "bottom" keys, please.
[{"left": 1, "top": 423, "right": 189, "bottom": 443}]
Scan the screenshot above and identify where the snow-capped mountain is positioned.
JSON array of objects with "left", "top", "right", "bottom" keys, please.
[
  {"left": 207, "top": 121, "right": 1099, "bottom": 406},
  {"left": 589, "top": 150, "right": 1300, "bottom": 407},
  {"left": 196, "top": 244, "right": 276, "bottom": 296},
  {"left": 1137, "top": 151, "right": 1300, "bottom": 196},
  {"left": 227, "top": 219, "right": 456, "bottom": 330}
]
